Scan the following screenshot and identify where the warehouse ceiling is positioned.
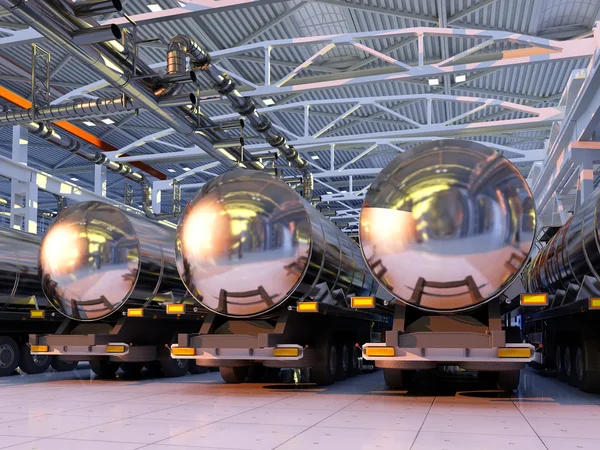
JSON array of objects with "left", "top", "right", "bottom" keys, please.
[{"left": 0, "top": 0, "right": 598, "bottom": 226}]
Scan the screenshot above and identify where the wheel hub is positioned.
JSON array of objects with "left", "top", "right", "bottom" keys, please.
[
  {"left": 32, "top": 354, "right": 48, "bottom": 366},
  {"left": 0, "top": 344, "right": 15, "bottom": 368},
  {"left": 176, "top": 358, "right": 187, "bottom": 369}
]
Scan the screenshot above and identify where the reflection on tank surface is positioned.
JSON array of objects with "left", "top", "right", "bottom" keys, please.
[
  {"left": 40, "top": 201, "right": 184, "bottom": 321},
  {"left": 177, "top": 170, "right": 376, "bottom": 318},
  {"left": 360, "top": 139, "right": 536, "bottom": 312}
]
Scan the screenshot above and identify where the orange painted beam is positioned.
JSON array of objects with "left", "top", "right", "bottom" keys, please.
[{"left": 0, "top": 85, "right": 166, "bottom": 180}]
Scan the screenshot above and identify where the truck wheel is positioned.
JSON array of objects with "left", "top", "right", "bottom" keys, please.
[
  {"left": 574, "top": 338, "right": 600, "bottom": 393},
  {"left": 348, "top": 344, "right": 360, "bottom": 377},
  {"left": 220, "top": 366, "right": 249, "bottom": 383},
  {"left": 120, "top": 362, "right": 145, "bottom": 376},
  {"left": 18, "top": 343, "right": 51, "bottom": 374},
  {"left": 89, "top": 360, "right": 119, "bottom": 377},
  {"left": 336, "top": 342, "right": 350, "bottom": 381},
  {"left": 497, "top": 370, "right": 520, "bottom": 391},
  {"left": 160, "top": 357, "right": 189, "bottom": 378},
  {"left": 564, "top": 346, "right": 574, "bottom": 384},
  {"left": 311, "top": 340, "right": 338, "bottom": 386},
  {"left": 0, "top": 337, "right": 19, "bottom": 377},
  {"left": 555, "top": 346, "right": 567, "bottom": 382},
  {"left": 189, "top": 364, "right": 208, "bottom": 375},
  {"left": 384, "top": 368, "right": 415, "bottom": 390},
  {"left": 51, "top": 358, "right": 78, "bottom": 372}
]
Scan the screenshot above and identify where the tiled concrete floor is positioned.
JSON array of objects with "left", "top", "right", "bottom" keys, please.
[{"left": 0, "top": 366, "right": 599, "bottom": 449}]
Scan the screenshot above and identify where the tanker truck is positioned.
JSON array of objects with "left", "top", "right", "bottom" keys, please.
[
  {"left": 514, "top": 189, "right": 600, "bottom": 393},
  {"left": 358, "top": 139, "right": 537, "bottom": 391},
  {"left": 0, "top": 227, "right": 78, "bottom": 376},
  {"left": 169, "top": 170, "right": 393, "bottom": 385},
  {"left": 28, "top": 201, "right": 205, "bottom": 377}
]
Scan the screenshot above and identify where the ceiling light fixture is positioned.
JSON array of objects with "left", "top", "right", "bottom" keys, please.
[
  {"left": 311, "top": 155, "right": 319, "bottom": 160},
  {"left": 70, "top": 177, "right": 79, "bottom": 181},
  {"left": 101, "top": 118, "right": 115, "bottom": 125},
  {"left": 82, "top": 121, "right": 95, "bottom": 126},
  {"left": 427, "top": 78, "right": 440, "bottom": 86},
  {"left": 454, "top": 74, "right": 466, "bottom": 83},
  {"left": 182, "top": 167, "right": 191, "bottom": 171},
  {"left": 263, "top": 98, "right": 275, "bottom": 106},
  {"left": 147, "top": 4, "right": 163, "bottom": 12},
  {"left": 167, "top": 169, "right": 176, "bottom": 173}
]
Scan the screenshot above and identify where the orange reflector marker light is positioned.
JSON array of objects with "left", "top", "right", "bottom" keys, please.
[
  {"left": 172, "top": 347, "right": 195, "bottom": 356},
  {"left": 351, "top": 297, "right": 375, "bottom": 308},
  {"left": 127, "top": 308, "right": 144, "bottom": 317},
  {"left": 30, "top": 310, "right": 44, "bottom": 319},
  {"left": 365, "top": 347, "right": 395, "bottom": 357},
  {"left": 520, "top": 293, "right": 548, "bottom": 306},
  {"left": 166, "top": 303, "right": 185, "bottom": 314},
  {"left": 297, "top": 302, "right": 318, "bottom": 312},
  {"left": 497, "top": 347, "right": 531, "bottom": 358},
  {"left": 105, "top": 345, "right": 126, "bottom": 353},
  {"left": 30, "top": 345, "right": 49, "bottom": 353},
  {"left": 273, "top": 347, "right": 300, "bottom": 357},
  {"left": 590, "top": 298, "right": 600, "bottom": 309}
]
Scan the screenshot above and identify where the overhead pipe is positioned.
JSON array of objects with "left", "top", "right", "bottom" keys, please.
[
  {"left": 0, "top": 95, "right": 135, "bottom": 125},
  {"left": 71, "top": 23, "right": 122, "bottom": 46},
  {"left": 0, "top": 0, "right": 258, "bottom": 174},
  {"left": 68, "top": 0, "right": 122, "bottom": 18}
]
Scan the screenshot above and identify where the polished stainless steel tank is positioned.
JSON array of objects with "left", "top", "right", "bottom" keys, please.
[
  {"left": 39, "top": 201, "right": 185, "bottom": 321},
  {"left": 523, "top": 190, "right": 600, "bottom": 294},
  {"left": 360, "top": 139, "right": 536, "bottom": 312},
  {"left": 0, "top": 227, "right": 46, "bottom": 305},
  {"left": 176, "top": 170, "right": 377, "bottom": 318}
]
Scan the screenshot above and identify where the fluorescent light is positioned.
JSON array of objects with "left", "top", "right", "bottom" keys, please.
[
  {"left": 263, "top": 98, "right": 275, "bottom": 106},
  {"left": 326, "top": 191, "right": 333, "bottom": 194},
  {"left": 101, "top": 118, "right": 115, "bottom": 125},
  {"left": 82, "top": 121, "right": 95, "bottom": 126},
  {"left": 70, "top": 177, "right": 79, "bottom": 181},
  {"left": 147, "top": 4, "right": 163, "bottom": 12},
  {"left": 427, "top": 78, "right": 440, "bottom": 86},
  {"left": 167, "top": 169, "right": 176, "bottom": 173},
  {"left": 311, "top": 155, "right": 319, "bottom": 160},
  {"left": 182, "top": 167, "right": 190, "bottom": 171},
  {"left": 341, "top": 190, "right": 347, "bottom": 193},
  {"left": 454, "top": 74, "right": 466, "bottom": 83}
]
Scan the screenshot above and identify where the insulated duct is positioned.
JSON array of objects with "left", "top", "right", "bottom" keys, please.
[
  {"left": 0, "top": 95, "right": 135, "bottom": 125},
  {"left": 360, "top": 139, "right": 536, "bottom": 312},
  {"left": 176, "top": 170, "right": 377, "bottom": 318},
  {"left": 39, "top": 201, "right": 186, "bottom": 321},
  {"left": 0, "top": 0, "right": 261, "bottom": 172}
]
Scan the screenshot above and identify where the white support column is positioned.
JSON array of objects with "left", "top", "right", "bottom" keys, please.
[
  {"left": 330, "top": 144, "right": 335, "bottom": 170},
  {"left": 94, "top": 165, "right": 107, "bottom": 197},
  {"left": 578, "top": 154, "right": 594, "bottom": 208},
  {"left": 152, "top": 180, "right": 165, "bottom": 214},
  {"left": 10, "top": 126, "right": 38, "bottom": 234}
]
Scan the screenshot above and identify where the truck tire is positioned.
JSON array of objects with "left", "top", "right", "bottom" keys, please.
[
  {"left": 160, "top": 357, "right": 189, "bottom": 378},
  {"left": 348, "top": 344, "right": 360, "bottom": 377},
  {"left": 336, "top": 341, "right": 350, "bottom": 381},
  {"left": 574, "top": 337, "right": 600, "bottom": 393},
  {"left": 18, "top": 343, "right": 51, "bottom": 375},
  {"left": 0, "top": 337, "right": 19, "bottom": 377},
  {"left": 90, "top": 359, "right": 119, "bottom": 377},
  {"left": 51, "top": 358, "right": 78, "bottom": 372},
  {"left": 220, "top": 366, "right": 249, "bottom": 383},
  {"left": 564, "top": 346, "right": 574, "bottom": 384},
  {"left": 497, "top": 370, "right": 520, "bottom": 391},
  {"left": 556, "top": 346, "right": 567, "bottom": 382},
  {"left": 189, "top": 364, "right": 208, "bottom": 375},
  {"left": 384, "top": 368, "right": 415, "bottom": 390},
  {"left": 311, "top": 339, "right": 338, "bottom": 386},
  {"left": 120, "top": 362, "right": 145, "bottom": 376}
]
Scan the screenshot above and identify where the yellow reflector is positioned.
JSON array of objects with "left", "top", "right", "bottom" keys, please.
[
  {"left": 273, "top": 347, "right": 300, "bottom": 357},
  {"left": 127, "top": 308, "right": 144, "bottom": 317},
  {"left": 297, "top": 302, "right": 318, "bottom": 312},
  {"left": 105, "top": 345, "right": 126, "bottom": 353},
  {"left": 172, "top": 347, "right": 195, "bottom": 356},
  {"left": 29, "top": 310, "right": 44, "bottom": 319},
  {"left": 520, "top": 293, "right": 548, "bottom": 306},
  {"left": 351, "top": 297, "right": 375, "bottom": 308},
  {"left": 497, "top": 347, "right": 531, "bottom": 358},
  {"left": 166, "top": 303, "right": 185, "bottom": 314},
  {"left": 365, "top": 347, "right": 395, "bottom": 357},
  {"left": 590, "top": 298, "right": 600, "bottom": 309},
  {"left": 30, "top": 345, "right": 49, "bottom": 353}
]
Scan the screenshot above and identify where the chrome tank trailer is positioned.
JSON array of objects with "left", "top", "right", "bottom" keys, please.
[
  {"left": 39, "top": 201, "right": 185, "bottom": 321},
  {"left": 0, "top": 227, "right": 45, "bottom": 304},
  {"left": 523, "top": 190, "right": 600, "bottom": 295},
  {"left": 360, "top": 139, "right": 536, "bottom": 312},
  {"left": 176, "top": 170, "right": 377, "bottom": 318}
]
